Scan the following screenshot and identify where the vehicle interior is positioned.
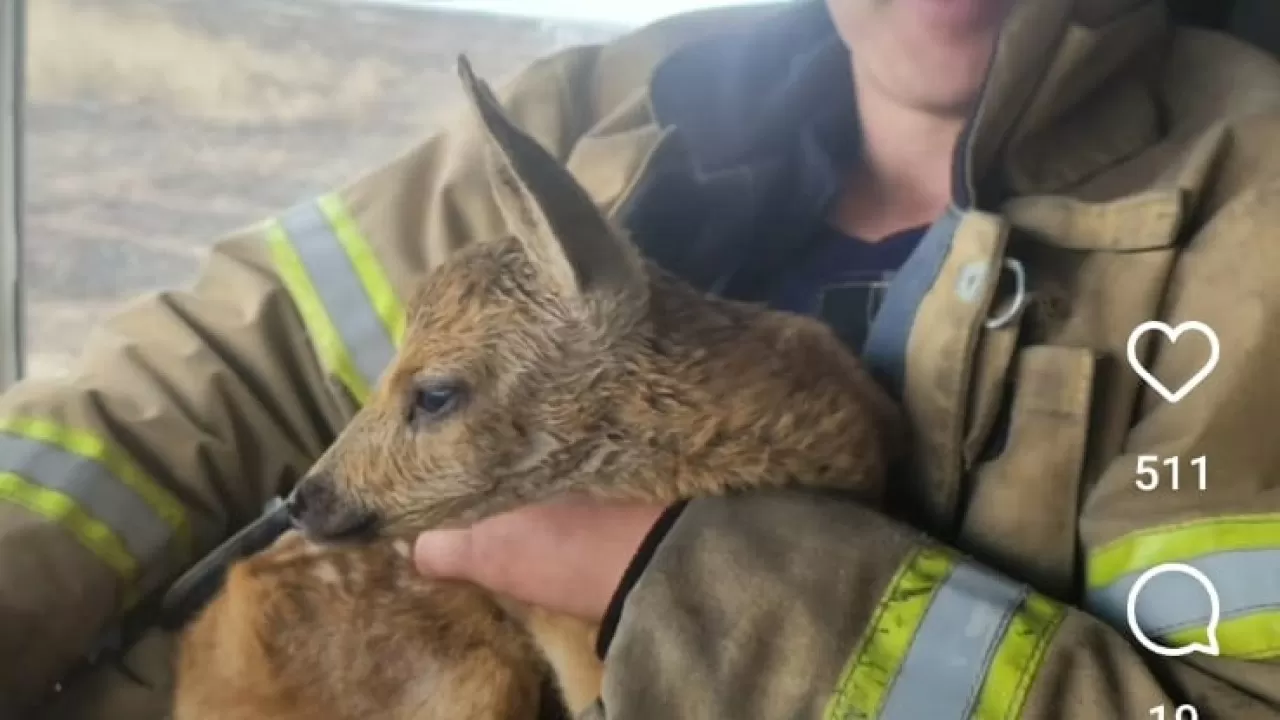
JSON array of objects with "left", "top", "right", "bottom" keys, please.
[
  {"left": 2, "top": 0, "right": 1280, "bottom": 712},
  {"left": 2, "top": 0, "right": 1278, "bottom": 395}
]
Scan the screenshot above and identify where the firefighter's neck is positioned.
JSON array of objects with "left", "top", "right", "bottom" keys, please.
[{"left": 829, "top": 68, "right": 971, "bottom": 243}]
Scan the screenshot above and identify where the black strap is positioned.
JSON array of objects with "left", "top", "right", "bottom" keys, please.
[
  {"left": 158, "top": 497, "right": 294, "bottom": 629},
  {"left": 594, "top": 501, "right": 689, "bottom": 659}
]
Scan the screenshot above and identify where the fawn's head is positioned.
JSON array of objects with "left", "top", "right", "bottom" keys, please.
[{"left": 288, "top": 57, "right": 900, "bottom": 542}]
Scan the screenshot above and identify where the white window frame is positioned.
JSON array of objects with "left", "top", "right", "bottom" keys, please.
[{"left": 0, "top": 0, "right": 23, "bottom": 389}]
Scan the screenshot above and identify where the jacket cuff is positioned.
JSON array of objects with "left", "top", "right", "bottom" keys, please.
[
  {"left": 595, "top": 491, "right": 934, "bottom": 717},
  {"left": 595, "top": 501, "right": 689, "bottom": 658}
]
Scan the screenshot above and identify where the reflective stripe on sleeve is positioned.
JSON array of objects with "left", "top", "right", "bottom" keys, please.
[
  {"left": 824, "top": 546, "right": 1065, "bottom": 720},
  {"left": 267, "top": 193, "right": 406, "bottom": 405},
  {"left": 1087, "top": 515, "right": 1280, "bottom": 659},
  {"left": 0, "top": 417, "right": 192, "bottom": 607}
]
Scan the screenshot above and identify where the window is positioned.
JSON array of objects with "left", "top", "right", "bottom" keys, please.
[
  {"left": 21, "top": 0, "right": 770, "bottom": 382},
  {"left": 0, "top": 0, "right": 21, "bottom": 388}
]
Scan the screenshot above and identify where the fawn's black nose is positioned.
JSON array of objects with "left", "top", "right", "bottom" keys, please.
[{"left": 286, "top": 473, "right": 380, "bottom": 543}]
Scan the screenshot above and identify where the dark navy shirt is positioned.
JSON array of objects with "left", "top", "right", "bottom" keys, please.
[{"left": 767, "top": 224, "right": 925, "bottom": 352}]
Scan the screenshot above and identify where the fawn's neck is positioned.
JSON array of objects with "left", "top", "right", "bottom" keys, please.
[{"left": 615, "top": 276, "right": 897, "bottom": 504}]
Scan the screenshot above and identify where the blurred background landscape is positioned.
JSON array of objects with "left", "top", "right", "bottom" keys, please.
[
  {"left": 25, "top": 0, "right": 634, "bottom": 377},
  {"left": 19, "top": 1, "right": 1280, "bottom": 377}
]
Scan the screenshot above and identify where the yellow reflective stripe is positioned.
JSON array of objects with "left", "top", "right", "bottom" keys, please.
[
  {"left": 824, "top": 547, "right": 952, "bottom": 719},
  {"left": 267, "top": 195, "right": 406, "bottom": 404},
  {"left": 265, "top": 219, "right": 372, "bottom": 404},
  {"left": 971, "top": 593, "right": 1067, "bottom": 720},
  {"left": 1088, "top": 514, "right": 1280, "bottom": 589},
  {"left": 316, "top": 193, "right": 406, "bottom": 347},
  {"left": 0, "top": 417, "right": 191, "bottom": 558},
  {"left": 0, "top": 472, "right": 135, "bottom": 578},
  {"left": 825, "top": 546, "right": 1065, "bottom": 720},
  {"left": 1165, "top": 610, "right": 1280, "bottom": 660},
  {"left": 0, "top": 472, "right": 141, "bottom": 607},
  {"left": 1087, "top": 516, "right": 1280, "bottom": 660}
]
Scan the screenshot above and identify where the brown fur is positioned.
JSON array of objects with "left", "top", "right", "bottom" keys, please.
[
  {"left": 174, "top": 533, "right": 547, "bottom": 720},
  {"left": 173, "top": 57, "right": 904, "bottom": 720}
]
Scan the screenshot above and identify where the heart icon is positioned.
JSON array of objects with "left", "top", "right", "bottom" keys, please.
[{"left": 1126, "top": 320, "right": 1220, "bottom": 404}]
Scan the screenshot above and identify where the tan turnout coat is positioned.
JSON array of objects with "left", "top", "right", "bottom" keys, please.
[{"left": 7, "top": 0, "right": 1280, "bottom": 717}]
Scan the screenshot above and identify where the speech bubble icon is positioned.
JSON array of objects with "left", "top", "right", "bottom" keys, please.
[
  {"left": 1126, "top": 562, "right": 1221, "bottom": 657},
  {"left": 1127, "top": 321, "right": 1220, "bottom": 404}
]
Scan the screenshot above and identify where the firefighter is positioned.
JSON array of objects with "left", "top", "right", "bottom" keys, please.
[{"left": 11, "top": 0, "right": 1280, "bottom": 717}]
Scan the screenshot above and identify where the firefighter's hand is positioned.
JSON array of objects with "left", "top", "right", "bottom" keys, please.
[{"left": 412, "top": 497, "right": 666, "bottom": 621}]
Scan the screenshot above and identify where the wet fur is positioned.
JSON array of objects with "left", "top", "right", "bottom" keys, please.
[
  {"left": 173, "top": 57, "right": 904, "bottom": 720},
  {"left": 174, "top": 533, "right": 548, "bottom": 720}
]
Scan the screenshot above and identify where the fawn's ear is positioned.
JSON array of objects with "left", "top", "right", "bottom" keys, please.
[{"left": 456, "top": 55, "right": 647, "bottom": 325}]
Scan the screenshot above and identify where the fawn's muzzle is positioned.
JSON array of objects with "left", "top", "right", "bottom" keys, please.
[{"left": 287, "top": 473, "right": 381, "bottom": 543}]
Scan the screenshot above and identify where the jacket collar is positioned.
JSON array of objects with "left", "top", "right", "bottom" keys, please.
[
  {"left": 961, "top": 0, "right": 1167, "bottom": 201},
  {"left": 625, "top": 3, "right": 858, "bottom": 299},
  {"left": 647, "top": 1, "right": 848, "bottom": 175},
  {"left": 644, "top": 0, "right": 1167, "bottom": 207}
]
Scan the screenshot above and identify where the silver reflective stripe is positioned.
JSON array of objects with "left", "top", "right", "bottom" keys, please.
[
  {"left": 278, "top": 201, "right": 396, "bottom": 389},
  {"left": 0, "top": 433, "right": 170, "bottom": 581},
  {"left": 878, "top": 562, "right": 1027, "bottom": 720},
  {"left": 1088, "top": 549, "right": 1280, "bottom": 635}
]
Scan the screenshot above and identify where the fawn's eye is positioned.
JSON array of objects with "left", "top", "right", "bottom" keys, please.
[{"left": 408, "top": 378, "right": 468, "bottom": 426}]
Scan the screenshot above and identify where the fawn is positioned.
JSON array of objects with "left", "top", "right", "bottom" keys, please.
[{"left": 172, "top": 56, "right": 904, "bottom": 720}]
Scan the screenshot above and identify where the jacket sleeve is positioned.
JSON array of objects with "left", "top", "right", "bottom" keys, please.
[
  {"left": 588, "top": 155, "right": 1280, "bottom": 720},
  {"left": 591, "top": 492, "right": 1280, "bottom": 720},
  {"left": 0, "top": 46, "right": 609, "bottom": 709}
]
